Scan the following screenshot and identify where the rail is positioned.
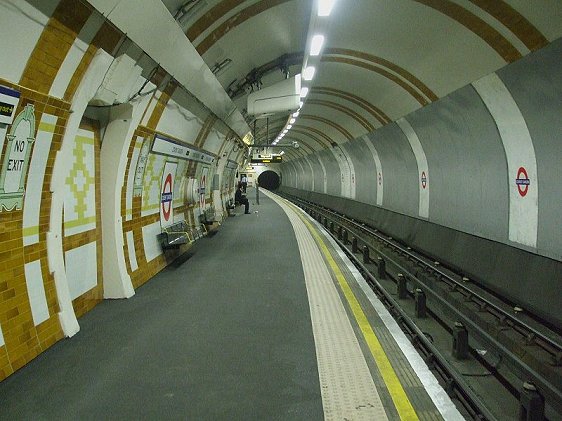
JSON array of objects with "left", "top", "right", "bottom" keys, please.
[{"left": 282, "top": 192, "right": 562, "bottom": 420}]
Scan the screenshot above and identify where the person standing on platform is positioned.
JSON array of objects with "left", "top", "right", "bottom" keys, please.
[
  {"left": 241, "top": 174, "right": 248, "bottom": 192},
  {"left": 235, "top": 185, "right": 250, "bottom": 214}
]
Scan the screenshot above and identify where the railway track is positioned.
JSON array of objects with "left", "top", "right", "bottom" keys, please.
[{"left": 281, "top": 192, "right": 562, "bottom": 421}]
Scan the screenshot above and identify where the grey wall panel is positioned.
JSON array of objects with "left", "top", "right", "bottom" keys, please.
[
  {"left": 367, "top": 124, "right": 418, "bottom": 217},
  {"left": 283, "top": 162, "right": 296, "bottom": 188},
  {"left": 406, "top": 85, "right": 509, "bottom": 241},
  {"left": 342, "top": 140, "right": 378, "bottom": 205},
  {"left": 300, "top": 158, "right": 313, "bottom": 191},
  {"left": 307, "top": 154, "right": 325, "bottom": 193},
  {"left": 318, "top": 150, "right": 341, "bottom": 196},
  {"left": 279, "top": 186, "right": 562, "bottom": 330},
  {"left": 282, "top": 38, "right": 561, "bottom": 262},
  {"left": 497, "top": 38, "right": 562, "bottom": 259},
  {"left": 294, "top": 159, "right": 305, "bottom": 190}
]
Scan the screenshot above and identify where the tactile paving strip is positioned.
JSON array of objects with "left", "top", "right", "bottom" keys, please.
[{"left": 268, "top": 192, "right": 389, "bottom": 420}]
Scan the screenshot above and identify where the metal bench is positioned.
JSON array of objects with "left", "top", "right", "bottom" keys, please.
[
  {"left": 199, "top": 207, "right": 218, "bottom": 226},
  {"left": 157, "top": 221, "right": 192, "bottom": 249}
]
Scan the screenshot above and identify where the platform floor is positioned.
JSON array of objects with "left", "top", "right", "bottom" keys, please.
[{"left": 0, "top": 189, "right": 462, "bottom": 420}]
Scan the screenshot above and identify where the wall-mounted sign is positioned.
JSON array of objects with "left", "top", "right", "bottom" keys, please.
[
  {"left": 0, "top": 86, "right": 20, "bottom": 125},
  {"left": 251, "top": 156, "right": 282, "bottom": 164},
  {"left": 152, "top": 134, "right": 215, "bottom": 165},
  {"left": 199, "top": 166, "right": 209, "bottom": 210},
  {"left": 0, "top": 104, "right": 35, "bottom": 211},
  {"left": 225, "top": 159, "right": 238, "bottom": 170},
  {"left": 133, "top": 137, "right": 151, "bottom": 197},
  {"left": 160, "top": 162, "right": 177, "bottom": 229}
]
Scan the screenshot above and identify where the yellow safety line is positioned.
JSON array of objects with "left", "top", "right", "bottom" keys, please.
[{"left": 289, "top": 201, "right": 419, "bottom": 421}]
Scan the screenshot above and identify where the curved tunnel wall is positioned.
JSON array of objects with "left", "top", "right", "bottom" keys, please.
[
  {"left": 281, "top": 39, "right": 562, "bottom": 328},
  {"left": 0, "top": 1, "right": 245, "bottom": 380}
]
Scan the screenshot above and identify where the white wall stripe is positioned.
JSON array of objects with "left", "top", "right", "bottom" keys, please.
[
  {"left": 397, "top": 118, "right": 430, "bottom": 218},
  {"left": 315, "top": 155, "right": 328, "bottom": 193},
  {"left": 331, "top": 146, "right": 353, "bottom": 198},
  {"left": 295, "top": 159, "right": 307, "bottom": 190},
  {"left": 126, "top": 230, "right": 138, "bottom": 272},
  {"left": 448, "top": 0, "right": 530, "bottom": 56},
  {"left": 0, "top": 324, "right": 4, "bottom": 347},
  {"left": 125, "top": 137, "right": 143, "bottom": 220},
  {"left": 303, "top": 156, "right": 315, "bottom": 192},
  {"left": 287, "top": 161, "right": 297, "bottom": 188},
  {"left": 23, "top": 114, "right": 56, "bottom": 245},
  {"left": 292, "top": 161, "right": 300, "bottom": 189},
  {"left": 341, "top": 146, "right": 357, "bottom": 200},
  {"left": 361, "top": 136, "right": 384, "bottom": 206},
  {"left": 24, "top": 260, "right": 50, "bottom": 326},
  {"left": 472, "top": 73, "right": 538, "bottom": 247}
]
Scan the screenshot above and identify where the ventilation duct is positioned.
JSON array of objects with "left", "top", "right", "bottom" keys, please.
[{"left": 247, "top": 74, "right": 301, "bottom": 117}]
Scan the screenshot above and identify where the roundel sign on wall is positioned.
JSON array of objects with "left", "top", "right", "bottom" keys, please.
[
  {"left": 160, "top": 162, "right": 177, "bottom": 228},
  {"left": 515, "top": 166, "right": 530, "bottom": 197},
  {"left": 161, "top": 173, "right": 173, "bottom": 222},
  {"left": 199, "top": 173, "right": 206, "bottom": 209}
]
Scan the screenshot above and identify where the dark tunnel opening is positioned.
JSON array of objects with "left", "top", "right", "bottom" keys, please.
[{"left": 257, "top": 170, "right": 280, "bottom": 190}]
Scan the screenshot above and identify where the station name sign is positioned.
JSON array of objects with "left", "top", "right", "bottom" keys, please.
[
  {"left": 0, "top": 85, "right": 21, "bottom": 125},
  {"left": 251, "top": 156, "right": 282, "bottom": 164},
  {"left": 152, "top": 134, "right": 215, "bottom": 164},
  {"left": 225, "top": 159, "right": 238, "bottom": 170}
]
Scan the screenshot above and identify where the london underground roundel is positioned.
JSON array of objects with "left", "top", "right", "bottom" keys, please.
[
  {"left": 421, "top": 171, "right": 427, "bottom": 189},
  {"left": 161, "top": 173, "right": 173, "bottom": 222},
  {"left": 515, "top": 166, "right": 530, "bottom": 197}
]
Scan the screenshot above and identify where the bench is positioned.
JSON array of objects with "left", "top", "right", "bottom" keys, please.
[
  {"left": 199, "top": 207, "right": 218, "bottom": 226},
  {"left": 157, "top": 221, "right": 191, "bottom": 249}
]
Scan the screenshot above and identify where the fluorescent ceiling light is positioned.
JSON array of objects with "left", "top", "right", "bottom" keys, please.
[
  {"left": 318, "top": 0, "right": 336, "bottom": 16},
  {"left": 303, "top": 66, "right": 316, "bottom": 81},
  {"left": 287, "top": 124, "right": 293, "bottom": 129},
  {"left": 300, "top": 87, "right": 309, "bottom": 98},
  {"left": 290, "top": 118, "right": 296, "bottom": 124},
  {"left": 293, "top": 111, "right": 300, "bottom": 117},
  {"left": 310, "top": 35, "right": 324, "bottom": 56},
  {"left": 299, "top": 101, "right": 304, "bottom": 108}
]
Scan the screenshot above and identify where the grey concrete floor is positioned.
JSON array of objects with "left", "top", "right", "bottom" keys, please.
[{"left": 0, "top": 190, "right": 323, "bottom": 420}]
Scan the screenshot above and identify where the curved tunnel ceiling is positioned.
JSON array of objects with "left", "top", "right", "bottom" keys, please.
[{"left": 162, "top": 0, "right": 562, "bottom": 160}]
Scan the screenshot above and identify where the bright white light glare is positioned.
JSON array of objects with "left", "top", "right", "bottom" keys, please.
[
  {"left": 290, "top": 118, "right": 296, "bottom": 124},
  {"left": 318, "top": 0, "right": 336, "bottom": 16},
  {"left": 303, "top": 66, "right": 316, "bottom": 81},
  {"left": 283, "top": 130, "right": 288, "bottom": 134},
  {"left": 299, "top": 101, "right": 304, "bottom": 108},
  {"left": 287, "top": 124, "right": 293, "bottom": 129},
  {"left": 292, "top": 111, "right": 300, "bottom": 117},
  {"left": 280, "top": 151, "right": 285, "bottom": 155},
  {"left": 300, "top": 87, "right": 309, "bottom": 98},
  {"left": 310, "top": 34, "right": 324, "bottom": 56}
]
